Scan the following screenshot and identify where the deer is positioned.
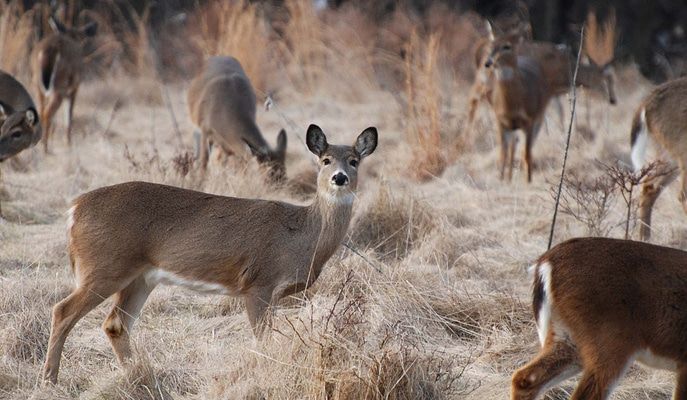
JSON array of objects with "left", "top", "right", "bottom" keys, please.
[
  {"left": 512, "top": 237, "right": 687, "bottom": 399},
  {"left": 630, "top": 76, "right": 687, "bottom": 241},
  {"left": 0, "top": 70, "right": 42, "bottom": 216},
  {"left": 481, "top": 28, "right": 549, "bottom": 182},
  {"left": 32, "top": 16, "right": 97, "bottom": 154},
  {"left": 41, "top": 124, "right": 377, "bottom": 384},
  {"left": 465, "top": 11, "right": 617, "bottom": 143},
  {"left": 188, "top": 56, "right": 287, "bottom": 181}
]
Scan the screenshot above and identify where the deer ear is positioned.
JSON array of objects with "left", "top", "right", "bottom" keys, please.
[
  {"left": 49, "top": 16, "right": 66, "bottom": 34},
  {"left": 354, "top": 127, "right": 377, "bottom": 158},
  {"left": 486, "top": 20, "right": 495, "bottom": 41},
  {"left": 80, "top": 21, "right": 97, "bottom": 37},
  {"left": 25, "top": 109, "right": 37, "bottom": 127},
  {"left": 275, "top": 129, "right": 287, "bottom": 157},
  {"left": 306, "top": 124, "right": 327, "bottom": 157}
]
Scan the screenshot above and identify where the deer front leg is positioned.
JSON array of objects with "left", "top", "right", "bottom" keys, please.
[
  {"left": 245, "top": 286, "right": 274, "bottom": 337},
  {"left": 638, "top": 165, "right": 678, "bottom": 241},
  {"left": 65, "top": 90, "right": 77, "bottom": 146}
]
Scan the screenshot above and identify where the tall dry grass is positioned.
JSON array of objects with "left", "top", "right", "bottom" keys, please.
[
  {"left": 404, "top": 31, "right": 447, "bottom": 181},
  {"left": 0, "top": 1, "right": 39, "bottom": 81}
]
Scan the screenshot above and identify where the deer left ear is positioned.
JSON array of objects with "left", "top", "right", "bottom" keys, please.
[
  {"left": 354, "top": 127, "right": 377, "bottom": 159},
  {"left": 25, "top": 109, "right": 37, "bottom": 127}
]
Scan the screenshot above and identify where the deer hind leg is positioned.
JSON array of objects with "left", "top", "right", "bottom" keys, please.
[
  {"left": 43, "top": 283, "right": 117, "bottom": 384},
  {"left": 245, "top": 286, "right": 274, "bottom": 338},
  {"left": 570, "top": 342, "right": 634, "bottom": 400},
  {"left": 674, "top": 367, "right": 687, "bottom": 400},
  {"left": 638, "top": 163, "right": 678, "bottom": 241},
  {"left": 512, "top": 339, "right": 580, "bottom": 400},
  {"left": 102, "top": 275, "right": 155, "bottom": 366},
  {"left": 524, "top": 121, "right": 542, "bottom": 183},
  {"left": 507, "top": 132, "right": 518, "bottom": 182}
]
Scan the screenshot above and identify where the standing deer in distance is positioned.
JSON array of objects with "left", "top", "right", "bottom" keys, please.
[
  {"left": 466, "top": 10, "right": 617, "bottom": 144},
  {"left": 32, "top": 16, "right": 97, "bottom": 154},
  {"left": 0, "top": 70, "right": 42, "bottom": 216},
  {"left": 513, "top": 237, "right": 687, "bottom": 400},
  {"left": 188, "top": 56, "right": 287, "bottom": 181},
  {"left": 630, "top": 76, "right": 687, "bottom": 241},
  {"left": 42, "top": 124, "right": 378, "bottom": 384}
]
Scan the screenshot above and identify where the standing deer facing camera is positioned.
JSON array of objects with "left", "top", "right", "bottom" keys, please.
[
  {"left": 42, "top": 124, "right": 377, "bottom": 384},
  {"left": 188, "top": 56, "right": 287, "bottom": 181},
  {"left": 482, "top": 27, "right": 548, "bottom": 182},
  {"left": 630, "top": 77, "right": 687, "bottom": 241},
  {"left": 513, "top": 237, "right": 687, "bottom": 399},
  {"left": 32, "top": 16, "right": 96, "bottom": 153},
  {"left": 0, "top": 70, "right": 42, "bottom": 216}
]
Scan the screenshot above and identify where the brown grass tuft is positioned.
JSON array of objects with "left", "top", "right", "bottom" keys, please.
[
  {"left": 350, "top": 184, "right": 436, "bottom": 261},
  {"left": 584, "top": 8, "right": 616, "bottom": 66},
  {"left": 404, "top": 31, "right": 447, "bottom": 181}
]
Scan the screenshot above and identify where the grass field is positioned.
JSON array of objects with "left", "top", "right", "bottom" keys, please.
[{"left": 0, "top": 1, "right": 684, "bottom": 399}]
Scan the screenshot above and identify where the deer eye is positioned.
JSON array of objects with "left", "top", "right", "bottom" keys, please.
[
  {"left": 349, "top": 159, "right": 358, "bottom": 167},
  {"left": 322, "top": 158, "right": 331, "bottom": 165},
  {"left": 502, "top": 44, "right": 512, "bottom": 51},
  {"left": 11, "top": 130, "right": 22, "bottom": 139}
]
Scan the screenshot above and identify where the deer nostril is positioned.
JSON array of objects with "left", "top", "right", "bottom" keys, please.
[{"left": 332, "top": 172, "right": 349, "bottom": 186}]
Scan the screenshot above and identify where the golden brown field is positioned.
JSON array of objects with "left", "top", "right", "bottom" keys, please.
[{"left": 0, "top": 1, "right": 683, "bottom": 399}]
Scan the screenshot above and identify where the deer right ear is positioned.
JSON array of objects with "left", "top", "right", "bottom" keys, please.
[
  {"left": 306, "top": 124, "right": 327, "bottom": 157},
  {"left": 48, "top": 16, "right": 67, "bottom": 34}
]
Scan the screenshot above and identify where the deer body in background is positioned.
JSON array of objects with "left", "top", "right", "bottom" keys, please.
[
  {"left": 32, "top": 17, "right": 96, "bottom": 154},
  {"left": 466, "top": 12, "right": 617, "bottom": 141},
  {"left": 41, "top": 124, "right": 378, "bottom": 384},
  {"left": 188, "top": 56, "right": 287, "bottom": 181},
  {"left": 0, "top": 70, "right": 42, "bottom": 216},
  {"left": 512, "top": 237, "right": 687, "bottom": 399},
  {"left": 630, "top": 77, "right": 687, "bottom": 241}
]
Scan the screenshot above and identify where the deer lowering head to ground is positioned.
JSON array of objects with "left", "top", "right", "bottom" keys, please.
[
  {"left": 512, "top": 237, "right": 687, "bottom": 400},
  {"left": 630, "top": 77, "right": 687, "bottom": 241},
  {"left": 0, "top": 70, "right": 42, "bottom": 216},
  {"left": 32, "top": 16, "right": 97, "bottom": 154},
  {"left": 188, "top": 56, "right": 287, "bottom": 182},
  {"left": 42, "top": 124, "right": 377, "bottom": 384}
]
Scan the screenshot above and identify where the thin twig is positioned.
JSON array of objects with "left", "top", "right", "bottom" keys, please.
[{"left": 548, "top": 25, "right": 585, "bottom": 250}]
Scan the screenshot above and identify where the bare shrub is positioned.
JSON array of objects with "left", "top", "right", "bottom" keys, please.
[
  {"left": 350, "top": 184, "right": 436, "bottom": 261},
  {"left": 404, "top": 31, "right": 447, "bottom": 181},
  {"left": 553, "top": 172, "right": 616, "bottom": 236}
]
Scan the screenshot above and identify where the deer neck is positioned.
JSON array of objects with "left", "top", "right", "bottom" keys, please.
[{"left": 304, "top": 190, "right": 355, "bottom": 281}]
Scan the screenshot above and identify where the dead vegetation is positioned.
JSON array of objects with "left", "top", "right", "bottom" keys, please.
[{"left": 0, "top": 2, "right": 680, "bottom": 399}]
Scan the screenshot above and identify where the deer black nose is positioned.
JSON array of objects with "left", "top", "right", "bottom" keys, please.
[
  {"left": 484, "top": 58, "right": 493, "bottom": 68},
  {"left": 332, "top": 172, "right": 349, "bottom": 186}
]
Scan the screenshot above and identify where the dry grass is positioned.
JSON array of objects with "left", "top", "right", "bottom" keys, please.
[{"left": 0, "top": 2, "right": 680, "bottom": 399}]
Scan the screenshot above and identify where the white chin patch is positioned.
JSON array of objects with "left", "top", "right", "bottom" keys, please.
[
  {"left": 321, "top": 190, "right": 354, "bottom": 205},
  {"left": 496, "top": 66, "right": 514, "bottom": 81}
]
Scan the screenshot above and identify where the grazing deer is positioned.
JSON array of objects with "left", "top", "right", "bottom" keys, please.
[
  {"left": 32, "top": 16, "right": 97, "bottom": 154},
  {"left": 188, "top": 56, "right": 287, "bottom": 181},
  {"left": 0, "top": 70, "right": 42, "bottom": 216},
  {"left": 42, "top": 124, "right": 377, "bottom": 384},
  {"left": 466, "top": 12, "right": 617, "bottom": 141},
  {"left": 512, "top": 237, "right": 687, "bottom": 400},
  {"left": 630, "top": 77, "right": 687, "bottom": 241}
]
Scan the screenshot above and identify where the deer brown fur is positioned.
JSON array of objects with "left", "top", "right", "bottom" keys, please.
[
  {"left": 188, "top": 56, "right": 287, "bottom": 181},
  {"left": 32, "top": 16, "right": 96, "bottom": 154},
  {"left": 513, "top": 237, "right": 687, "bottom": 399},
  {"left": 42, "top": 124, "right": 377, "bottom": 384},
  {"left": 630, "top": 77, "right": 687, "bottom": 241}
]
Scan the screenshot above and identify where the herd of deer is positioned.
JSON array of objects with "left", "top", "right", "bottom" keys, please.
[{"left": 1, "top": 9, "right": 687, "bottom": 400}]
